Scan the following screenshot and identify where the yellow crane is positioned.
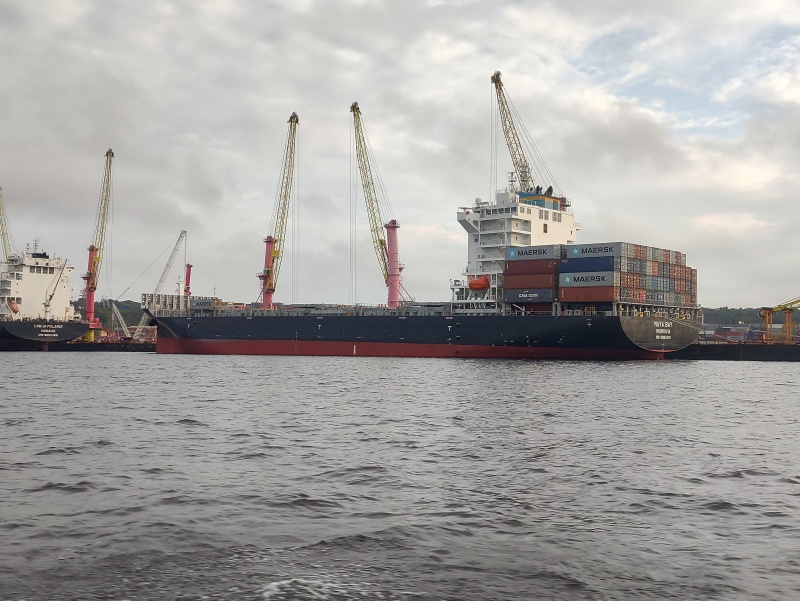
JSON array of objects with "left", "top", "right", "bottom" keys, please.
[
  {"left": 259, "top": 112, "right": 299, "bottom": 309},
  {"left": 760, "top": 296, "right": 800, "bottom": 344},
  {"left": 490, "top": 71, "right": 561, "bottom": 196},
  {"left": 0, "top": 186, "right": 16, "bottom": 262},
  {"left": 491, "top": 71, "right": 534, "bottom": 191},
  {"left": 82, "top": 149, "right": 114, "bottom": 341},
  {"left": 350, "top": 102, "right": 403, "bottom": 307}
]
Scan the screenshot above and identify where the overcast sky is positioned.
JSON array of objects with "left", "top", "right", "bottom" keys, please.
[{"left": 1, "top": 0, "right": 798, "bottom": 309}]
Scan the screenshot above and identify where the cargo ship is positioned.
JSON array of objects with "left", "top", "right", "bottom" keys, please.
[
  {"left": 1, "top": 241, "right": 89, "bottom": 351},
  {"left": 144, "top": 180, "right": 701, "bottom": 359},
  {"left": 144, "top": 73, "right": 701, "bottom": 359}
]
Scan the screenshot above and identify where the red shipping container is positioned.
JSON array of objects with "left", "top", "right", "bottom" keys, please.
[
  {"left": 559, "top": 286, "right": 619, "bottom": 302},
  {"left": 520, "top": 302, "right": 553, "bottom": 313},
  {"left": 504, "top": 260, "right": 559, "bottom": 275},
  {"left": 504, "top": 273, "right": 556, "bottom": 289}
]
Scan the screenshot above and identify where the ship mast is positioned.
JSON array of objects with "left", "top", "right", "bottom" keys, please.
[
  {"left": 259, "top": 112, "right": 298, "bottom": 309},
  {"left": 82, "top": 149, "right": 114, "bottom": 341},
  {"left": 350, "top": 102, "right": 402, "bottom": 308}
]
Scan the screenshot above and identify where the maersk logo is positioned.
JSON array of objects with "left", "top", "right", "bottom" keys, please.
[
  {"left": 508, "top": 249, "right": 517, "bottom": 258},
  {"left": 563, "top": 275, "right": 572, "bottom": 284},
  {"left": 571, "top": 247, "right": 581, "bottom": 256},
  {"left": 573, "top": 274, "right": 607, "bottom": 283},
  {"left": 580, "top": 246, "right": 615, "bottom": 255},
  {"left": 518, "top": 248, "right": 548, "bottom": 257}
]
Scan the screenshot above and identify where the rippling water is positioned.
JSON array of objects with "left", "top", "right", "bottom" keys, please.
[{"left": 1, "top": 354, "right": 799, "bottom": 600}]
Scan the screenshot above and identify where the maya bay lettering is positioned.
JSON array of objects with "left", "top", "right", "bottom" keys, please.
[{"left": 654, "top": 320, "right": 672, "bottom": 340}]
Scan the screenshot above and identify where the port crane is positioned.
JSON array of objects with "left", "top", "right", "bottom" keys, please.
[
  {"left": 132, "top": 230, "right": 187, "bottom": 341},
  {"left": 350, "top": 102, "right": 403, "bottom": 308},
  {"left": 491, "top": 71, "right": 561, "bottom": 196},
  {"left": 82, "top": 149, "right": 114, "bottom": 341},
  {"left": 760, "top": 296, "right": 800, "bottom": 344},
  {"left": 259, "top": 112, "right": 299, "bottom": 309},
  {"left": 0, "top": 187, "right": 16, "bottom": 261}
]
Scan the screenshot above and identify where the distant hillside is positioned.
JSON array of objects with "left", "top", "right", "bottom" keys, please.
[{"left": 701, "top": 307, "right": 784, "bottom": 325}]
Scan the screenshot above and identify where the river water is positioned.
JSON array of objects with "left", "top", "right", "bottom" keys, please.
[{"left": 1, "top": 354, "right": 799, "bottom": 600}]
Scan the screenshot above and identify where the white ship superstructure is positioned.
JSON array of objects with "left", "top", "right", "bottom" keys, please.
[
  {"left": 452, "top": 177, "right": 579, "bottom": 304},
  {"left": 0, "top": 241, "right": 79, "bottom": 321}
]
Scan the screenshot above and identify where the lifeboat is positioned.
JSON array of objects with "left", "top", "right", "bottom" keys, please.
[
  {"left": 7, "top": 299, "right": 20, "bottom": 314},
  {"left": 468, "top": 275, "right": 490, "bottom": 290}
]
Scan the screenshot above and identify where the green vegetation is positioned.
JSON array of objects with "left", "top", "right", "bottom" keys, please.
[
  {"left": 92, "top": 299, "right": 144, "bottom": 332},
  {"left": 701, "top": 307, "right": 784, "bottom": 325}
]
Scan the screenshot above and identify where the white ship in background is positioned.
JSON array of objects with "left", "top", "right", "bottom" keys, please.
[
  {"left": 1, "top": 186, "right": 89, "bottom": 349},
  {"left": 1, "top": 240, "right": 80, "bottom": 321},
  {"left": 0, "top": 241, "right": 89, "bottom": 350}
]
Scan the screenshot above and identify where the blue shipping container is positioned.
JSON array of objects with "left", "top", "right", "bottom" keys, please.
[{"left": 559, "top": 256, "right": 617, "bottom": 273}]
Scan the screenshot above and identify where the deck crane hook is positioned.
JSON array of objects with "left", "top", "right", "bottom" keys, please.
[{"left": 259, "top": 112, "right": 299, "bottom": 309}]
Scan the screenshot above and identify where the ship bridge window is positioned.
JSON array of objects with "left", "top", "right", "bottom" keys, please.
[
  {"left": 538, "top": 209, "right": 544, "bottom": 219},
  {"left": 543, "top": 224, "right": 548, "bottom": 233}
]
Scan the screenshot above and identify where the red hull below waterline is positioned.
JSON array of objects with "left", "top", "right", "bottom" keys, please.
[{"left": 156, "top": 337, "right": 665, "bottom": 360}]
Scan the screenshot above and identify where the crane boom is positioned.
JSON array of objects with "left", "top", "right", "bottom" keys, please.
[
  {"left": 110, "top": 302, "right": 131, "bottom": 339},
  {"left": 350, "top": 102, "right": 389, "bottom": 282},
  {"left": 82, "top": 149, "right": 114, "bottom": 341},
  {"left": 259, "top": 112, "right": 299, "bottom": 309},
  {"left": 133, "top": 230, "right": 187, "bottom": 340},
  {"left": 491, "top": 71, "right": 534, "bottom": 192},
  {"left": 350, "top": 102, "right": 403, "bottom": 308},
  {"left": 0, "top": 187, "right": 15, "bottom": 261}
]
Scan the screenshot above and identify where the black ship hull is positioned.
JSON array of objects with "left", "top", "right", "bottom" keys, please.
[
  {"left": 150, "top": 312, "right": 699, "bottom": 359},
  {"left": 0, "top": 320, "right": 90, "bottom": 351},
  {"left": 667, "top": 342, "right": 800, "bottom": 362}
]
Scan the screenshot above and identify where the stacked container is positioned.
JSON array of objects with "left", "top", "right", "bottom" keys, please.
[
  {"left": 502, "top": 242, "right": 697, "bottom": 308},
  {"left": 503, "top": 245, "right": 563, "bottom": 309},
  {"left": 559, "top": 242, "right": 696, "bottom": 306}
]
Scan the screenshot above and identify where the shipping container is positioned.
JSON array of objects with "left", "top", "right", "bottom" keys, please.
[
  {"left": 559, "top": 271, "right": 620, "bottom": 288},
  {"left": 559, "top": 256, "right": 620, "bottom": 273},
  {"left": 504, "top": 288, "right": 555, "bottom": 303},
  {"left": 559, "top": 286, "right": 619, "bottom": 302},
  {"left": 504, "top": 273, "right": 556, "bottom": 289},
  {"left": 504, "top": 259, "right": 559, "bottom": 275},
  {"left": 506, "top": 244, "right": 563, "bottom": 261},
  {"left": 565, "top": 242, "right": 623, "bottom": 259}
]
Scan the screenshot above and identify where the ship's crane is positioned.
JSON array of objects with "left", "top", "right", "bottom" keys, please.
[
  {"left": 82, "top": 149, "right": 114, "bottom": 341},
  {"left": 759, "top": 296, "right": 800, "bottom": 345},
  {"left": 491, "top": 71, "right": 533, "bottom": 192},
  {"left": 0, "top": 187, "right": 17, "bottom": 261},
  {"left": 350, "top": 102, "right": 403, "bottom": 308},
  {"left": 490, "top": 71, "right": 561, "bottom": 196},
  {"left": 132, "top": 230, "right": 187, "bottom": 340},
  {"left": 43, "top": 259, "right": 68, "bottom": 320},
  {"left": 110, "top": 301, "right": 131, "bottom": 340},
  {"left": 259, "top": 112, "right": 299, "bottom": 309}
]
